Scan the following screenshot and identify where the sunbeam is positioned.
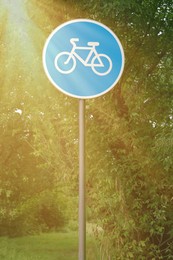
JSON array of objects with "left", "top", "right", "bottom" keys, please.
[
  {"left": 0, "top": 0, "right": 48, "bottom": 98},
  {"left": 1, "top": 0, "right": 28, "bottom": 24},
  {"left": 0, "top": 0, "right": 77, "bottom": 101}
]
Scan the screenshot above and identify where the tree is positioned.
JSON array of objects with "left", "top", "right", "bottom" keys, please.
[{"left": 67, "top": 0, "right": 173, "bottom": 258}]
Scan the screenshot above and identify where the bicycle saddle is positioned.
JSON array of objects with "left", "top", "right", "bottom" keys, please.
[
  {"left": 70, "top": 38, "right": 79, "bottom": 43},
  {"left": 87, "top": 42, "right": 99, "bottom": 46}
]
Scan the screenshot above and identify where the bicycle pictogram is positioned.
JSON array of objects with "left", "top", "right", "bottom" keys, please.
[{"left": 54, "top": 38, "right": 112, "bottom": 76}]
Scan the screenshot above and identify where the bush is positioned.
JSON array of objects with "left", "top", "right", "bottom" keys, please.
[{"left": 0, "top": 189, "right": 68, "bottom": 237}]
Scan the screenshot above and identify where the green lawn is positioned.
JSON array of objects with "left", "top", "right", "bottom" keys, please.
[{"left": 0, "top": 232, "right": 100, "bottom": 260}]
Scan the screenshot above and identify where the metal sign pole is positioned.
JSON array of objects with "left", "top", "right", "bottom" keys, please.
[{"left": 79, "top": 99, "right": 86, "bottom": 260}]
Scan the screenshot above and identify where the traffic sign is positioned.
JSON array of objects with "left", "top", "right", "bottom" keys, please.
[{"left": 43, "top": 19, "right": 124, "bottom": 99}]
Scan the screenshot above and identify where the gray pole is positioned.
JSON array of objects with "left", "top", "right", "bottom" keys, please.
[{"left": 79, "top": 99, "right": 86, "bottom": 260}]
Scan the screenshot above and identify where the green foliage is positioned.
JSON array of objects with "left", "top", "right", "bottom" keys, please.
[
  {"left": 0, "top": 189, "right": 68, "bottom": 237},
  {"left": 0, "top": 0, "right": 173, "bottom": 258},
  {"left": 66, "top": 0, "right": 173, "bottom": 258}
]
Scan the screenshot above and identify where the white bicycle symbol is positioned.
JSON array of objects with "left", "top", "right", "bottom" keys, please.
[{"left": 54, "top": 38, "right": 112, "bottom": 76}]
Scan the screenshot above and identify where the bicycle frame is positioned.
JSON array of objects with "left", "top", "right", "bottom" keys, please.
[{"left": 65, "top": 45, "right": 104, "bottom": 67}]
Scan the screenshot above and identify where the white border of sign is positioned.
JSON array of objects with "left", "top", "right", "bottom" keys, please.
[{"left": 43, "top": 19, "right": 125, "bottom": 99}]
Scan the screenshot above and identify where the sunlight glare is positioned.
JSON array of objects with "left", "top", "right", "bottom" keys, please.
[
  {"left": 1, "top": 0, "right": 28, "bottom": 25},
  {"left": 0, "top": 0, "right": 68, "bottom": 96},
  {"left": 0, "top": 0, "right": 45, "bottom": 90}
]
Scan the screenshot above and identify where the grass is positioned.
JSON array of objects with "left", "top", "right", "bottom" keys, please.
[{"left": 0, "top": 231, "right": 100, "bottom": 260}]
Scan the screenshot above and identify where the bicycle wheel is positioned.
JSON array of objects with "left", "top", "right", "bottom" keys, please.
[
  {"left": 91, "top": 54, "right": 112, "bottom": 76},
  {"left": 54, "top": 52, "right": 76, "bottom": 74}
]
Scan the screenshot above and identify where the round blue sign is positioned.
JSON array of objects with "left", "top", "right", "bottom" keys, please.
[{"left": 43, "top": 19, "right": 124, "bottom": 99}]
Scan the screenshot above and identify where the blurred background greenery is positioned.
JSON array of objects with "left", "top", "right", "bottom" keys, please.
[{"left": 0, "top": 0, "right": 172, "bottom": 259}]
